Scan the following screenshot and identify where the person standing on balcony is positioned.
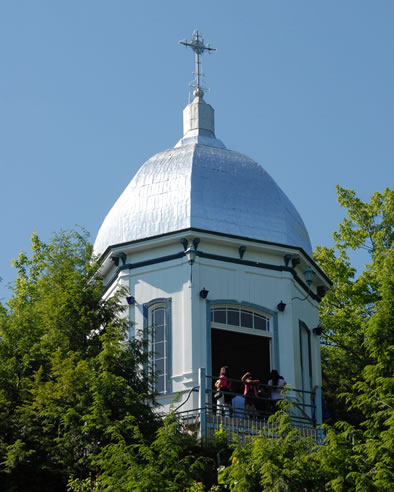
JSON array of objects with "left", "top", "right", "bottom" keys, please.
[
  {"left": 268, "top": 369, "right": 286, "bottom": 412},
  {"left": 215, "top": 366, "right": 232, "bottom": 417},
  {"left": 232, "top": 386, "right": 246, "bottom": 419},
  {"left": 241, "top": 371, "right": 260, "bottom": 418}
]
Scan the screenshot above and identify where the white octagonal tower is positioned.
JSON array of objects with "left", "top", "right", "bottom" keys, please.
[{"left": 94, "top": 32, "right": 331, "bottom": 419}]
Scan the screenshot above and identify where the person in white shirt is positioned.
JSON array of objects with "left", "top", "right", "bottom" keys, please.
[{"left": 268, "top": 369, "right": 286, "bottom": 412}]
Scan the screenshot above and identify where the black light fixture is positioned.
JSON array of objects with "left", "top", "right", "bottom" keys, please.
[
  {"left": 184, "top": 244, "right": 197, "bottom": 284},
  {"left": 126, "top": 296, "right": 136, "bottom": 305},
  {"left": 277, "top": 301, "right": 286, "bottom": 312},
  {"left": 200, "top": 288, "right": 209, "bottom": 299},
  {"left": 291, "top": 266, "right": 316, "bottom": 302},
  {"left": 313, "top": 326, "right": 323, "bottom": 336},
  {"left": 303, "top": 266, "right": 315, "bottom": 286},
  {"left": 185, "top": 246, "right": 197, "bottom": 265}
]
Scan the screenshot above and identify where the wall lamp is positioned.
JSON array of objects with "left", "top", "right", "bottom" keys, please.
[
  {"left": 182, "top": 238, "right": 200, "bottom": 284},
  {"left": 312, "top": 326, "right": 323, "bottom": 336},
  {"left": 277, "top": 301, "right": 286, "bottom": 312},
  {"left": 126, "top": 296, "right": 137, "bottom": 305},
  {"left": 303, "top": 266, "right": 315, "bottom": 286},
  {"left": 200, "top": 288, "right": 209, "bottom": 299},
  {"left": 291, "top": 266, "right": 316, "bottom": 302},
  {"left": 185, "top": 246, "right": 197, "bottom": 265},
  {"left": 181, "top": 238, "right": 200, "bottom": 264},
  {"left": 185, "top": 246, "right": 196, "bottom": 284}
]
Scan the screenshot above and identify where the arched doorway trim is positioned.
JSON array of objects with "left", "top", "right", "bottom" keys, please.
[{"left": 205, "top": 299, "right": 279, "bottom": 378}]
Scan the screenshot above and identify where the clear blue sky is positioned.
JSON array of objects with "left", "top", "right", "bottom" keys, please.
[{"left": 1, "top": 1, "right": 393, "bottom": 301}]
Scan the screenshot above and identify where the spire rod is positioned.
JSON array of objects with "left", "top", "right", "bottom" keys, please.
[{"left": 179, "top": 30, "right": 216, "bottom": 98}]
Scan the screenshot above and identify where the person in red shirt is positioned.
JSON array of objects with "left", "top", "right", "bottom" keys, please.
[
  {"left": 241, "top": 371, "right": 260, "bottom": 418},
  {"left": 215, "top": 366, "right": 232, "bottom": 416}
]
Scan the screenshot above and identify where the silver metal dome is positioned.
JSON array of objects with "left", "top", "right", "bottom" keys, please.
[{"left": 94, "top": 97, "right": 312, "bottom": 257}]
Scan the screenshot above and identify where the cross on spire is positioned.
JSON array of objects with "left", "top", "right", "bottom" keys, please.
[{"left": 179, "top": 30, "right": 216, "bottom": 98}]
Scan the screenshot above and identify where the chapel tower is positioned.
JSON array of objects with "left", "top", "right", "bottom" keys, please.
[{"left": 94, "top": 31, "right": 331, "bottom": 417}]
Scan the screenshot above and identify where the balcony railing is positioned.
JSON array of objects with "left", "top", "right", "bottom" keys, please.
[{"left": 175, "top": 368, "right": 323, "bottom": 443}]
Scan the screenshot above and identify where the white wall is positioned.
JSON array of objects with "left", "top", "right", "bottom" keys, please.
[{"left": 101, "top": 231, "right": 326, "bottom": 413}]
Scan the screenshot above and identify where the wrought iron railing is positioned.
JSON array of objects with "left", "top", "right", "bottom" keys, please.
[
  {"left": 177, "top": 406, "right": 323, "bottom": 444},
  {"left": 175, "top": 368, "right": 324, "bottom": 443}
]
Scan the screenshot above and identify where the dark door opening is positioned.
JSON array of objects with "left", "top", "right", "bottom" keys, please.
[{"left": 211, "top": 328, "right": 271, "bottom": 391}]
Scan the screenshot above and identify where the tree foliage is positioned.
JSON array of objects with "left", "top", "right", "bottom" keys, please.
[
  {"left": 217, "top": 404, "right": 379, "bottom": 492},
  {"left": 0, "top": 230, "right": 158, "bottom": 491},
  {"left": 88, "top": 414, "right": 219, "bottom": 491},
  {"left": 0, "top": 230, "right": 226, "bottom": 491},
  {"left": 0, "top": 186, "right": 392, "bottom": 491},
  {"left": 219, "top": 187, "right": 394, "bottom": 491},
  {"left": 218, "top": 408, "right": 323, "bottom": 491},
  {"left": 314, "top": 187, "right": 394, "bottom": 488},
  {"left": 314, "top": 186, "right": 393, "bottom": 426}
]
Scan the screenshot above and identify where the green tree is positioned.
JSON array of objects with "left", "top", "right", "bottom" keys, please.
[
  {"left": 314, "top": 186, "right": 393, "bottom": 425},
  {"left": 89, "top": 414, "right": 219, "bottom": 491},
  {"left": 0, "top": 230, "right": 157, "bottom": 491},
  {"left": 2, "top": 187, "right": 392, "bottom": 491},
  {"left": 218, "top": 407, "right": 323, "bottom": 491},
  {"left": 314, "top": 186, "right": 394, "bottom": 488},
  {"left": 219, "top": 187, "right": 393, "bottom": 491}
]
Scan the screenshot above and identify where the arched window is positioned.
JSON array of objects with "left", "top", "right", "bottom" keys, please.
[
  {"left": 211, "top": 306, "right": 270, "bottom": 332},
  {"left": 299, "top": 321, "right": 312, "bottom": 398},
  {"left": 143, "top": 298, "right": 172, "bottom": 395},
  {"left": 209, "top": 303, "right": 273, "bottom": 385},
  {"left": 151, "top": 306, "right": 168, "bottom": 394}
]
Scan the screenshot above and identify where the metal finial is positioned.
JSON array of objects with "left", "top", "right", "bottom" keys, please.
[{"left": 179, "top": 30, "right": 216, "bottom": 97}]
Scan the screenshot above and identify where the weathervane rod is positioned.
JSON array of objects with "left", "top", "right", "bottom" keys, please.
[{"left": 179, "top": 30, "right": 216, "bottom": 97}]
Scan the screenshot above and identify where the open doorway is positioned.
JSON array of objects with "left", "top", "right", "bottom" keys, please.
[{"left": 211, "top": 328, "right": 271, "bottom": 389}]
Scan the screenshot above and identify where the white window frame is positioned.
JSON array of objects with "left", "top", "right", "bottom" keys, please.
[
  {"left": 143, "top": 298, "right": 172, "bottom": 395},
  {"left": 210, "top": 305, "right": 272, "bottom": 339},
  {"left": 299, "top": 321, "right": 312, "bottom": 413}
]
